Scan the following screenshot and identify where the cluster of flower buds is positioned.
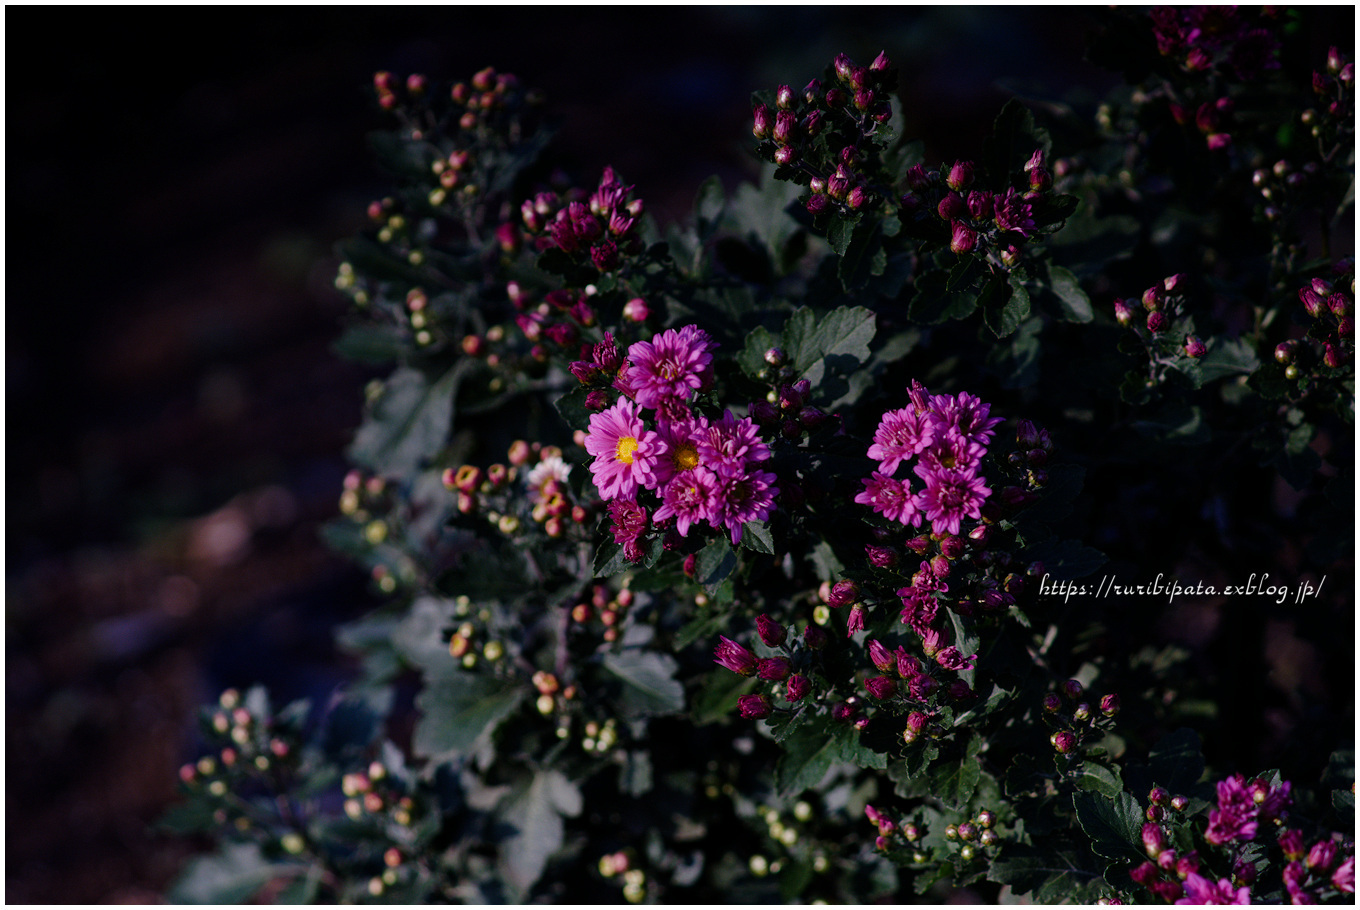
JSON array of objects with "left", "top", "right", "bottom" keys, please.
[
  {"left": 178, "top": 689, "right": 303, "bottom": 836},
  {"left": 1113, "top": 273, "right": 1212, "bottom": 386},
  {"left": 1305, "top": 46, "right": 1355, "bottom": 138},
  {"left": 751, "top": 51, "right": 895, "bottom": 217},
  {"left": 340, "top": 760, "right": 418, "bottom": 833},
  {"left": 443, "top": 440, "right": 589, "bottom": 541},
  {"left": 1276, "top": 270, "right": 1354, "bottom": 378},
  {"left": 864, "top": 803, "right": 926, "bottom": 854},
  {"left": 748, "top": 368, "right": 833, "bottom": 442},
  {"left": 1148, "top": 7, "right": 1281, "bottom": 83},
  {"left": 597, "top": 850, "right": 648, "bottom": 903},
  {"left": 446, "top": 65, "right": 540, "bottom": 136},
  {"left": 1277, "top": 828, "right": 1355, "bottom": 901},
  {"left": 714, "top": 612, "right": 817, "bottom": 720},
  {"left": 942, "top": 808, "right": 1001, "bottom": 862},
  {"left": 1042, "top": 678, "right": 1120, "bottom": 755},
  {"left": 1251, "top": 157, "right": 1324, "bottom": 225},
  {"left": 899, "top": 150, "right": 1054, "bottom": 266},
  {"left": 520, "top": 166, "right": 646, "bottom": 273},
  {"left": 1169, "top": 96, "right": 1235, "bottom": 150},
  {"left": 373, "top": 70, "right": 429, "bottom": 112},
  {"left": 567, "top": 581, "right": 634, "bottom": 644}
]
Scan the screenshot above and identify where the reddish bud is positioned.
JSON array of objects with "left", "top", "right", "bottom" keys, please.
[
  {"left": 737, "top": 694, "right": 772, "bottom": 719},
  {"left": 786, "top": 674, "right": 811, "bottom": 702},
  {"left": 756, "top": 614, "right": 787, "bottom": 648}
]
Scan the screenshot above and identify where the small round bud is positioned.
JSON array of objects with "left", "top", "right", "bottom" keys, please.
[
  {"left": 1052, "top": 730, "right": 1077, "bottom": 754},
  {"left": 1114, "top": 299, "right": 1135, "bottom": 327},
  {"left": 1170, "top": 795, "right": 1188, "bottom": 812},
  {"left": 1062, "top": 679, "right": 1083, "bottom": 700},
  {"left": 1042, "top": 693, "right": 1062, "bottom": 713},
  {"left": 1100, "top": 693, "right": 1121, "bottom": 716},
  {"left": 945, "top": 824, "right": 959, "bottom": 841},
  {"left": 1184, "top": 335, "right": 1206, "bottom": 358}
]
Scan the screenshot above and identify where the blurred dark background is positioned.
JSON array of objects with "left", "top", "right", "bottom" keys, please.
[{"left": 5, "top": 7, "right": 1348, "bottom": 903}]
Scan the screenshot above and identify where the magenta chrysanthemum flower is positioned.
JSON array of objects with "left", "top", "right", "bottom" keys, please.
[
  {"left": 993, "top": 186, "right": 1035, "bottom": 237},
  {"left": 584, "top": 398, "right": 666, "bottom": 501},
  {"left": 867, "top": 407, "right": 936, "bottom": 475},
  {"left": 1205, "top": 774, "right": 1259, "bottom": 845},
  {"left": 914, "top": 464, "right": 990, "bottom": 536},
  {"left": 929, "top": 391, "right": 1004, "bottom": 447},
  {"left": 607, "top": 499, "right": 648, "bottom": 546},
  {"left": 698, "top": 409, "right": 770, "bottom": 478},
  {"left": 652, "top": 414, "right": 708, "bottom": 486},
  {"left": 713, "top": 635, "right": 757, "bottom": 676},
  {"left": 654, "top": 466, "right": 721, "bottom": 537},
  {"left": 1176, "top": 873, "right": 1250, "bottom": 905},
  {"left": 712, "top": 469, "right": 778, "bottom": 544},
  {"left": 855, "top": 473, "right": 923, "bottom": 526},
  {"left": 917, "top": 432, "right": 986, "bottom": 473},
  {"left": 622, "top": 324, "right": 716, "bottom": 409}
]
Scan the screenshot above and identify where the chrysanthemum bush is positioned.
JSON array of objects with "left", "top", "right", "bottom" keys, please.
[{"left": 165, "top": 10, "right": 1353, "bottom": 904}]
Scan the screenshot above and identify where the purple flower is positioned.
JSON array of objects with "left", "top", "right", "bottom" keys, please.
[
  {"left": 917, "top": 432, "right": 986, "bottom": 474},
  {"left": 713, "top": 636, "right": 757, "bottom": 676},
  {"left": 865, "top": 676, "right": 897, "bottom": 699},
  {"left": 607, "top": 499, "right": 649, "bottom": 548},
  {"left": 737, "top": 694, "right": 772, "bottom": 719},
  {"left": 652, "top": 414, "right": 707, "bottom": 486},
  {"left": 757, "top": 657, "right": 792, "bottom": 681},
  {"left": 898, "top": 588, "right": 939, "bottom": 636},
  {"left": 698, "top": 410, "right": 770, "bottom": 478},
  {"left": 1307, "top": 839, "right": 1338, "bottom": 871},
  {"left": 993, "top": 186, "right": 1035, "bottom": 237},
  {"left": 756, "top": 613, "right": 786, "bottom": 648},
  {"left": 585, "top": 399, "right": 667, "bottom": 501},
  {"left": 895, "top": 648, "right": 922, "bottom": 679},
  {"left": 846, "top": 603, "right": 866, "bottom": 636},
  {"left": 868, "top": 639, "right": 894, "bottom": 671},
  {"left": 1176, "top": 872, "right": 1251, "bottom": 905},
  {"left": 929, "top": 391, "right": 1004, "bottom": 447},
  {"left": 654, "top": 467, "right": 721, "bottom": 537},
  {"left": 1205, "top": 774, "right": 1259, "bottom": 845},
  {"left": 786, "top": 674, "right": 811, "bottom": 702},
  {"left": 868, "top": 407, "right": 937, "bottom": 474},
  {"left": 935, "top": 647, "right": 975, "bottom": 671},
  {"left": 855, "top": 473, "right": 923, "bottom": 526},
  {"left": 914, "top": 464, "right": 991, "bottom": 536},
  {"left": 622, "top": 325, "right": 716, "bottom": 410},
  {"left": 712, "top": 469, "right": 778, "bottom": 545},
  {"left": 1333, "top": 856, "right": 1355, "bottom": 893}
]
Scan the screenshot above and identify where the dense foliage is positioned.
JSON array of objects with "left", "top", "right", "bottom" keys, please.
[{"left": 165, "top": 9, "right": 1353, "bottom": 904}]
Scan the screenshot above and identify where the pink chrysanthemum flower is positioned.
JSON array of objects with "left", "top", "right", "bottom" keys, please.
[
  {"left": 929, "top": 391, "right": 1004, "bottom": 447},
  {"left": 653, "top": 414, "right": 708, "bottom": 486},
  {"left": 867, "top": 407, "right": 936, "bottom": 475},
  {"left": 622, "top": 324, "right": 716, "bottom": 410},
  {"left": 698, "top": 409, "right": 770, "bottom": 477},
  {"left": 1176, "top": 873, "right": 1250, "bottom": 905},
  {"left": 993, "top": 186, "right": 1035, "bottom": 238},
  {"left": 584, "top": 398, "right": 666, "bottom": 501},
  {"left": 917, "top": 432, "right": 986, "bottom": 473},
  {"left": 855, "top": 473, "right": 923, "bottom": 526},
  {"left": 914, "top": 464, "right": 990, "bottom": 536},
  {"left": 713, "top": 469, "right": 778, "bottom": 544},
  {"left": 654, "top": 466, "right": 721, "bottom": 537}
]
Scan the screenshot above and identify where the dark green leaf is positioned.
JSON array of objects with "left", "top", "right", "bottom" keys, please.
[
  {"left": 167, "top": 842, "right": 300, "bottom": 904},
  {"left": 826, "top": 212, "right": 859, "bottom": 257},
  {"left": 740, "top": 520, "right": 775, "bottom": 555},
  {"left": 601, "top": 649, "right": 686, "bottom": 717},
  {"left": 1073, "top": 759, "right": 1124, "bottom": 798},
  {"left": 1046, "top": 264, "right": 1094, "bottom": 323},
  {"left": 691, "top": 669, "right": 759, "bottom": 725},
  {"left": 412, "top": 672, "right": 525, "bottom": 760},
  {"left": 1148, "top": 728, "right": 1206, "bottom": 795},
  {"left": 982, "top": 272, "right": 1031, "bottom": 338},
  {"left": 928, "top": 735, "right": 983, "bottom": 808},
  {"left": 1198, "top": 337, "right": 1259, "bottom": 383},
  {"left": 349, "top": 364, "right": 464, "bottom": 478},
  {"left": 696, "top": 537, "right": 737, "bottom": 589},
  {"left": 982, "top": 99, "right": 1051, "bottom": 186},
  {"left": 908, "top": 270, "right": 980, "bottom": 324},
  {"left": 498, "top": 769, "right": 583, "bottom": 901},
  {"left": 782, "top": 305, "right": 877, "bottom": 384},
  {"left": 775, "top": 720, "right": 840, "bottom": 797},
  {"left": 1072, "top": 791, "right": 1144, "bottom": 862},
  {"left": 332, "top": 324, "right": 410, "bottom": 364}
]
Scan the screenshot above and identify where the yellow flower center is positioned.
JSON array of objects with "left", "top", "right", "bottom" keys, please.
[
  {"left": 615, "top": 435, "right": 639, "bottom": 464},
  {"left": 674, "top": 443, "right": 699, "bottom": 471}
]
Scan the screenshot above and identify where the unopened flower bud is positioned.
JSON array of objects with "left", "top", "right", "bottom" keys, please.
[
  {"left": 1052, "top": 730, "right": 1077, "bottom": 754},
  {"left": 1100, "top": 693, "right": 1120, "bottom": 716},
  {"left": 756, "top": 614, "right": 787, "bottom": 648},
  {"left": 950, "top": 222, "right": 978, "bottom": 255},
  {"left": 774, "top": 145, "right": 796, "bottom": 167},
  {"left": 1114, "top": 298, "right": 1135, "bottom": 327},
  {"left": 752, "top": 104, "right": 773, "bottom": 139},
  {"left": 623, "top": 297, "right": 649, "bottom": 323},
  {"left": 1042, "top": 692, "right": 1062, "bottom": 713},
  {"left": 786, "top": 674, "right": 811, "bottom": 702},
  {"left": 758, "top": 657, "right": 792, "bottom": 681},
  {"left": 775, "top": 84, "right": 794, "bottom": 110},
  {"left": 805, "top": 193, "right": 829, "bottom": 215},
  {"left": 773, "top": 110, "right": 796, "bottom": 145},
  {"left": 1146, "top": 311, "right": 1168, "bottom": 334},
  {"left": 938, "top": 192, "right": 968, "bottom": 221},
  {"left": 826, "top": 579, "right": 860, "bottom": 608},
  {"left": 1142, "top": 822, "right": 1166, "bottom": 857},
  {"left": 737, "top": 694, "right": 773, "bottom": 719},
  {"left": 865, "top": 676, "right": 897, "bottom": 699},
  {"left": 947, "top": 160, "right": 975, "bottom": 192},
  {"left": 804, "top": 624, "right": 829, "bottom": 650},
  {"left": 1279, "top": 828, "right": 1306, "bottom": 861},
  {"left": 1324, "top": 343, "right": 1342, "bottom": 368},
  {"left": 831, "top": 701, "right": 856, "bottom": 724},
  {"left": 1170, "top": 795, "right": 1188, "bottom": 812},
  {"left": 1275, "top": 341, "right": 1297, "bottom": 364},
  {"left": 714, "top": 636, "right": 758, "bottom": 676},
  {"left": 865, "top": 544, "right": 898, "bottom": 568},
  {"left": 1142, "top": 285, "right": 1163, "bottom": 311}
]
